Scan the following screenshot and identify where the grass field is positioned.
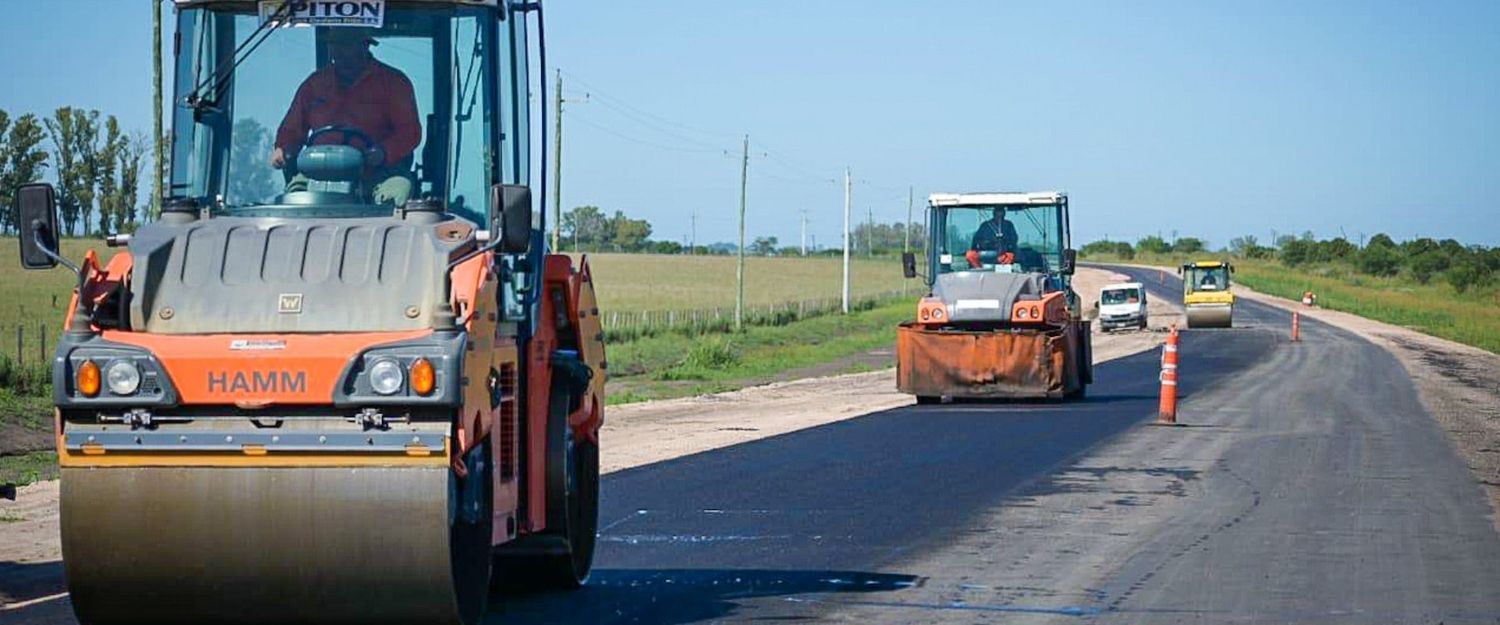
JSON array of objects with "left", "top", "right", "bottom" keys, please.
[
  {"left": 608, "top": 296, "right": 915, "bottom": 403},
  {"left": 574, "top": 252, "right": 909, "bottom": 313},
  {"left": 1085, "top": 252, "right": 1500, "bottom": 354},
  {"left": 2, "top": 238, "right": 105, "bottom": 368}
]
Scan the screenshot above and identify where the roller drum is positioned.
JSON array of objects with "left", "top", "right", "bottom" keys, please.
[
  {"left": 60, "top": 464, "right": 486, "bottom": 625},
  {"left": 1185, "top": 304, "right": 1233, "bottom": 328}
]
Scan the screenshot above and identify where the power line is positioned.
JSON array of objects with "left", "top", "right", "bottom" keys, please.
[{"left": 566, "top": 111, "right": 734, "bottom": 155}]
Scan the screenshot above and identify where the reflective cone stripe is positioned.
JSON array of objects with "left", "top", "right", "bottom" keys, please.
[{"left": 1292, "top": 312, "right": 1301, "bottom": 342}]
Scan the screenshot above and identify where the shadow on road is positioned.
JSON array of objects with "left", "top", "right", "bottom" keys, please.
[
  {"left": 0, "top": 560, "right": 65, "bottom": 605},
  {"left": 492, "top": 568, "right": 920, "bottom": 624}
]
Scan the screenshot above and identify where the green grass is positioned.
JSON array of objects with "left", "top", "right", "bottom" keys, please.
[
  {"left": 1083, "top": 252, "right": 1500, "bottom": 354},
  {"left": 0, "top": 451, "right": 58, "bottom": 488},
  {"left": 1, "top": 238, "right": 111, "bottom": 366},
  {"left": 607, "top": 296, "right": 915, "bottom": 403},
  {"left": 1233, "top": 263, "right": 1499, "bottom": 353},
  {"left": 573, "top": 252, "right": 910, "bottom": 312}
]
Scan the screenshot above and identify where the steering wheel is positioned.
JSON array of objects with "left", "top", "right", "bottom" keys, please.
[{"left": 304, "top": 124, "right": 383, "bottom": 163}]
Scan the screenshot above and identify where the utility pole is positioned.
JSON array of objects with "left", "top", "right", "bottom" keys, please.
[
  {"left": 800, "top": 209, "right": 807, "bottom": 256},
  {"left": 551, "top": 70, "right": 563, "bottom": 251},
  {"left": 866, "top": 205, "right": 874, "bottom": 258},
  {"left": 690, "top": 210, "right": 697, "bottom": 255},
  {"left": 735, "top": 135, "right": 749, "bottom": 331},
  {"left": 842, "top": 167, "right": 851, "bottom": 314},
  {"left": 152, "top": 0, "right": 163, "bottom": 219}
]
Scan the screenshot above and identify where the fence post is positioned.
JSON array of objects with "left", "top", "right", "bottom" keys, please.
[
  {"left": 40, "top": 323, "right": 47, "bottom": 364},
  {"left": 15, "top": 325, "right": 21, "bottom": 364}
]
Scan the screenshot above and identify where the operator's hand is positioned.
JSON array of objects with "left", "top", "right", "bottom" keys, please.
[
  {"left": 363, "top": 146, "right": 386, "bottom": 169},
  {"left": 269, "top": 147, "right": 286, "bottom": 169},
  {"left": 999, "top": 252, "right": 1016, "bottom": 265},
  {"left": 965, "top": 249, "right": 981, "bottom": 268}
]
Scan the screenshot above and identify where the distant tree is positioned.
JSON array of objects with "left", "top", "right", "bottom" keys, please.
[
  {"left": 1445, "top": 257, "right": 1491, "bottom": 294},
  {"left": 608, "top": 211, "right": 652, "bottom": 251},
  {"left": 114, "top": 132, "right": 148, "bottom": 231},
  {"left": 0, "top": 111, "right": 52, "bottom": 235},
  {"left": 561, "top": 205, "right": 608, "bottom": 251},
  {"left": 1318, "top": 237, "right": 1357, "bottom": 261},
  {"left": 45, "top": 107, "right": 102, "bottom": 236},
  {"left": 1174, "top": 237, "right": 1206, "bottom": 254},
  {"left": 228, "top": 118, "right": 278, "bottom": 205},
  {"left": 1136, "top": 235, "right": 1171, "bottom": 255},
  {"left": 1401, "top": 237, "right": 1441, "bottom": 257},
  {"left": 1278, "top": 238, "right": 1315, "bottom": 266},
  {"left": 1229, "top": 235, "right": 1260, "bottom": 256},
  {"left": 1407, "top": 251, "right": 1450, "bottom": 285},
  {"left": 1366, "top": 233, "right": 1397, "bottom": 250},
  {"left": 94, "top": 116, "right": 127, "bottom": 235},
  {"left": 750, "top": 236, "right": 779, "bottom": 255},
  {"left": 1357, "top": 244, "right": 1402, "bottom": 277},
  {"left": 1080, "top": 239, "right": 1134, "bottom": 259},
  {"left": 650, "top": 240, "right": 683, "bottom": 255}
]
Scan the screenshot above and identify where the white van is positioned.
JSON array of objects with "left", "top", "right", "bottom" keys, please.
[{"left": 1099, "top": 282, "right": 1148, "bottom": 332}]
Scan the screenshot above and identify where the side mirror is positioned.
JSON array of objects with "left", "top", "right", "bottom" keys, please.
[
  {"left": 489, "top": 184, "right": 532, "bottom": 254},
  {"left": 901, "top": 252, "right": 918, "bottom": 279},
  {"left": 1060, "top": 248, "right": 1077, "bottom": 275},
  {"left": 16, "top": 183, "right": 61, "bottom": 270}
]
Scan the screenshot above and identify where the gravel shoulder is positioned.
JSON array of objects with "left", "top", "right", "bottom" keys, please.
[
  {"left": 0, "top": 267, "right": 1170, "bottom": 614},
  {"left": 1230, "top": 283, "right": 1500, "bottom": 531}
]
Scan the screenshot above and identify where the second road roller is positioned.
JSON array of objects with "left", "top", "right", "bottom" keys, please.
[
  {"left": 13, "top": 1, "right": 602, "bottom": 623},
  {"left": 896, "top": 191, "right": 1093, "bottom": 402}
]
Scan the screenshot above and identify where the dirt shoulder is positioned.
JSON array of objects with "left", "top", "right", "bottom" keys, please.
[
  {"left": 1231, "top": 283, "right": 1500, "bottom": 530},
  {"left": 0, "top": 266, "right": 1170, "bottom": 607}
]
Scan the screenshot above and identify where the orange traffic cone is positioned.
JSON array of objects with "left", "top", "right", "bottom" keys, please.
[{"left": 1156, "top": 325, "right": 1180, "bottom": 425}]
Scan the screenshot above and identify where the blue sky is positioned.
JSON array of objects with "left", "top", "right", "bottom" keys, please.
[{"left": 3, "top": 1, "right": 1497, "bottom": 248}]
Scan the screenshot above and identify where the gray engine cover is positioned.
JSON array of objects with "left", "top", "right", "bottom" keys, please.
[
  {"left": 932, "top": 271, "right": 1047, "bottom": 323},
  {"left": 127, "top": 216, "right": 472, "bottom": 334}
]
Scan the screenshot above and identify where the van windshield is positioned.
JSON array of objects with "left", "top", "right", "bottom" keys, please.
[{"left": 1102, "top": 289, "right": 1140, "bottom": 305}]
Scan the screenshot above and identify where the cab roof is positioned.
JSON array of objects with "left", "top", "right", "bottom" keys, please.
[
  {"left": 1182, "top": 260, "right": 1232, "bottom": 269},
  {"left": 928, "top": 191, "right": 1066, "bottom": 207},
  {"left": 1102, "top": 282, "right": 1144, "bottom": 291}
]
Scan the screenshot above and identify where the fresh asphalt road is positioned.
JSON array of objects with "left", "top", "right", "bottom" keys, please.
[
  {"left": 492, "top": 265, "right": 1500, "bottom": 624},
  {"left": 8, "top": 267, "right": 1498, "bottom": 625}
]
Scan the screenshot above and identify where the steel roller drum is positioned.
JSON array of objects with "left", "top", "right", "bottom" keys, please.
[
  {"left": 1186, "top": 304, "right": 1233, "bottom": 328},
  {"left": 60, "top": 464, "right": 488, "bottom": 625}
]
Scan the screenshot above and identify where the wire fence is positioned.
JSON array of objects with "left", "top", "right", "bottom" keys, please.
[{"left": 602, "top": 289, "right": 911, "bottom": 343}]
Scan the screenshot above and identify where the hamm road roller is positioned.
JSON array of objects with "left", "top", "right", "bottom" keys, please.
[
  {"left": 13, "top": 2, "right": 605, "bottom": 623},
  {"left": 897, "top": 192, "right": 1092, "bottom": 402}
]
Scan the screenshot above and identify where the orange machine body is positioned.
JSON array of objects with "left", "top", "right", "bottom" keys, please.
[{"left": 53, "top": 247, "right": 605, "bottom": 546}]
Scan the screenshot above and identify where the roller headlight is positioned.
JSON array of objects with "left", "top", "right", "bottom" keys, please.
[
  {"left": 368, "top": 359, "right": 405, "bottom": 396},
  {"left": 105, "top": 360, "right": 141, "bottom": 396}
]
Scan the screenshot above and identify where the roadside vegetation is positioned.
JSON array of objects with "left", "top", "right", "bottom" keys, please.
[{"left": 1081, "top": 233, "right": 1500, "bottom": 354}]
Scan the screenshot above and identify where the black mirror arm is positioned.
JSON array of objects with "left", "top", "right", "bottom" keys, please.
[
  {"left": 447, "top": 236, "right": 503, "bottom": 271},
  {"left": 32, "top": 225, "right": 80, "bottom": 276},
  {"left": 34, "top": 225, "right": 97, "bottom": 335}
]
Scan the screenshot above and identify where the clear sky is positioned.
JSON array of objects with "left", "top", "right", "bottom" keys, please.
[{"left": 3, "top": 1, "right": 1497, "bottom": 248}]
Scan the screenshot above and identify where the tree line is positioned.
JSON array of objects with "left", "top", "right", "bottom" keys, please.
[
  {"left": 1082, "top": 232, "right": 1498, "bottom": 293},
  {"left": 558, "top": 204, "right": 926, "bottom": 257},
  {"left": 0, "top": 108, "right": 154, "bottom": 237}
]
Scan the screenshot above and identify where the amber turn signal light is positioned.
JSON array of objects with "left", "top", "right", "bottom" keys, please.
[
  {"left": 77, "top": 360, "right": 101, "bottom": 397},
  {"left": 410, "top": 358, "right": 436, "bottom": 396}
]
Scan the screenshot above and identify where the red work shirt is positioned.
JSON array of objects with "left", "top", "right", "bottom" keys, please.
[{"left": 275, "top": 60, "right": 421, "bottom": 168}]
